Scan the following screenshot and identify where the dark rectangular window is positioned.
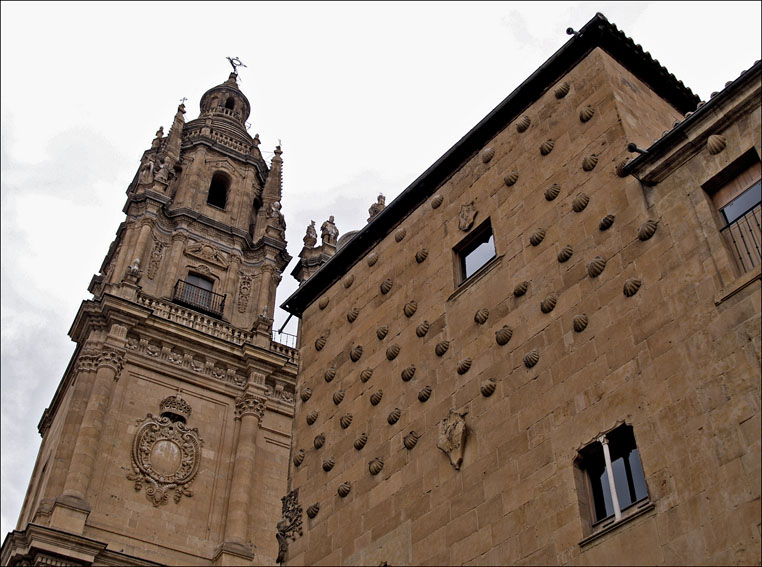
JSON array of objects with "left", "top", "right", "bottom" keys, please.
[
  {"left": 577, "top": 424, "right": 649, "bottom": 527},
  {"left": 454, "top": 219, "right": 496, "bottom": 284}
]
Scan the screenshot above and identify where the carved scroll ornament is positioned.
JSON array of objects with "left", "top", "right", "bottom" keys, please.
[{"left": 127, "top": 396, "right": 203, "bottom": 507}]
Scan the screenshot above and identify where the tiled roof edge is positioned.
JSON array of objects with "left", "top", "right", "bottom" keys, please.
[{"left": 282, "top": 12, "right": 700, "bottom": 316}]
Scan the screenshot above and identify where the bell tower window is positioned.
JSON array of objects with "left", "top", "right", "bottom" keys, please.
[
  {"left": 225, "top": 97, "right": 235, "bottom": 110},
  {"left": 207, "top": 171, "right": 231, "bottom": 209}
]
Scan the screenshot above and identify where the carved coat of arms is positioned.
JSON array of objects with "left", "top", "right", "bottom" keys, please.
[
  {"left": 458, "top": 201, "right": 477, "bottom": 232},
  {"left": 127, "top": 395, "right": 203, "bottom": 506}
]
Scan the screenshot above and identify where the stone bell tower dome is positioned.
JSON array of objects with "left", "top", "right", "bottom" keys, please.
[{"left": 2, "top": 65, "right": 298, "bottom": 567}]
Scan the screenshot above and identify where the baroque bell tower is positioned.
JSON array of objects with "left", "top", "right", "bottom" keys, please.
[{"left": 2, "top": 64, "right": 298, "bottom": 567}]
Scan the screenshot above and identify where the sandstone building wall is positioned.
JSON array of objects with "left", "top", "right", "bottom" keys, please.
[{"left": 282, "top": 18, "right": 761, "bottom": 566}]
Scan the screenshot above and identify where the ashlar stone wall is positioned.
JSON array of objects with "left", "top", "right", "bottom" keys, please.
[{"left": 286, "top": 48, "right": 760, "bottom": 566}]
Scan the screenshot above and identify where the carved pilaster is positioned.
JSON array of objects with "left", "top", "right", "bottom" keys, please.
[
  {"left": 95, "top": 349, "right": 124, "bottom": 378},
  {"left": 234, "top": 392, "right": 265, "bottom": 421}
]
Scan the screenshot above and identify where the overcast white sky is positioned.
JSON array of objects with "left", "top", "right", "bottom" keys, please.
[{"left": 2, "top": 1, "right": 760, "bottom": 539}]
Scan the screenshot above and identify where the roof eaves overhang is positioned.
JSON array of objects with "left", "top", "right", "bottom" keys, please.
[
  {"left": 281, "top": 12, "right": 700, "bottom": 317},
  {"left": 623, "top": 59, "right": 762, "bottom": 182}
]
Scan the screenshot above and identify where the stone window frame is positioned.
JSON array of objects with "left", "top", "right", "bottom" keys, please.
[
  {"left": 700, "top": 148, "right": 762, "bottom": 305},
  {"left": 453, "top": 217, "right": 498, "bottom": 286},
  {"left": 206, "top": 170, "right": 232, "bottom": 210},
  {"left": 574, "top": 423, "right": 655, "bottom": 546}
]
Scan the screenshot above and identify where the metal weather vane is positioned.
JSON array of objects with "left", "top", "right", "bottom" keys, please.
[{"left": 226, "top": 56, "right": 247, "bottom": 74}]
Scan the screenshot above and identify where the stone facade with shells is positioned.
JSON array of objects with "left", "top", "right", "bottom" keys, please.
[{"left": 281, "top": 15, "right": 760, "bottom": 567}]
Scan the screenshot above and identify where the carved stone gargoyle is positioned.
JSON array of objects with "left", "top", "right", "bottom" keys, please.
[{"left": 437, "top": 409, "right": 468, "bottom": 470}]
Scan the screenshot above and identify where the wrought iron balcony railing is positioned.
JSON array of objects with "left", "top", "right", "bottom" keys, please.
[
  {"left": 720, "top": 202, "right": 761, "bottom": 274},
  {"left": 173, "top": 280, "right": 226, "bottom": 318}
]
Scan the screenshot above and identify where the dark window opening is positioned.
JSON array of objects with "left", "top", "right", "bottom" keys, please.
[
  {"left": 173, "top": 273, "right": 225, "bottom": 318},
  {"left": 453, "top": 219, "right": 496, "bottom": 284},
  {"left": 207, "top": 171, "right": 231, "bottom": 209},
  {"left": 577, "top": 424, "right": 648, "bottom": 527},
  {"left": 225, "top": 97, "right": 235, "bottom": 110}
]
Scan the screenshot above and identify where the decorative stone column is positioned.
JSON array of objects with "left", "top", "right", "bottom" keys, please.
[
  {"left": 51, "top": 347, "right": 124, "bottom": 533},
  {"left": 257, "top": 264, "right": 279, "bottom": 319},
  {"left": 216, "top": 390, "right": 265, "bottom": 565},
  {"left": 133, "top": 220, "right": 154, "bottom": 269},
  {"left": 163, "top": 233, "right": 187, "bottom": 297}
]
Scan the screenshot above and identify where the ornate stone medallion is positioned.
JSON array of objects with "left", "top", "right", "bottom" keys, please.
[
  {"left": 127, "top": 394, "right": 203, "bottom": 507},
  {"left": 458, "top": 201, "right": 477, "bottom": 232}
]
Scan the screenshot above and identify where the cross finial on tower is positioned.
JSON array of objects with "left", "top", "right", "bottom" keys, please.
[
  {"left": 226, "top": 56, "right": 247, "bottom": 75},
  {"left": 180, "top": 97, "right": 188, "bottom": 105}
]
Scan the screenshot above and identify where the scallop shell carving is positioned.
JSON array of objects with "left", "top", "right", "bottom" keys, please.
[
  {"left": 293, "top": 449, "right": 305, "bottom": 467},
  {"left": 403, "top": 431, "right": 420, "bottom": 450},
  {"left": 599, "top": 214, "right": 616, "bottom": 231},
  {"left": 516, "top": 115, "right": 531, "bottom": 133},
  {"left": 318, "top": 296, "right": 329, "bottom": 310},
  {"left": 540, "top": 139, "right": 555, "bottom": 155},
  {"left": 572, "top": 193, "right": 590, "bottom": 212},
  {"left": 554, "top": 81, "right": 570, "bottom": 98},
  {"left": 360, "top": 368, "right": 374, "bottom": 383},
  {"left": 707, "top": 134, "right": 727, "bottom": 155},
  {"left": 415, "top": 248, "right": 429, "bottom": 263},
  {"left": 380, "top": 278, "right": 393, "bottom": 294},
  {"left": 401, "top": 365, "right": 416, "bottom": 382},
  {"left": 337, "top": 482, "right": 351, "bottom": 498},
  {"left": 418, "top": 385, "right": 432, "bottom": 402},
  {"left": 387, "top": 408, "right": 401, "bottom": 425},
  {"left": 315, "top": 336, "right": 327, "bottom": 351},
  {"left": 366, "top": 252, "right": 378, "bottom": 267},
  {"left": 340, "top": 414, "right": 353, "bottom": 429},
  {"left": 403, "top": 301, "right": 418, "bottom": 318},
  {"left": 513, "top": 281, "right": 529, "bottom": 296},
  {"left": 435, "top": 340, "right": 450, "bottom": 357},
  {"left": 306, "top": 410, "right": 318, "bottom": 425},
  {"left": 582, "top": 155, "right": 598, "bottom": 171},
  {"left": 376, "top": 325, "right": 389, "bottom": 340},
  {"left": 579, "top": 105, "right": 596, "bottom": 122},
  {"left": 416, "top": 320, "right": 430, "bottom": 337},
  {"left": 306, "top": 503, "right": 320, "bottom": 519},
  {"left": 324, "top": 366, "right": 336, "bottom": 382},
  {"left": 431, "top": 194, "right": 444, "bottom": 209},
  {"left": 573, "top": 313, "right": 589, "bottom": 332},
  {"left": 314, "top": 433, "right": 325, "bottom": 449},
  {"left": 350, "top": 345, "right": 364, "bottom": 362},
  {"left": 300, "top": 387, "right": 312, "bottom": 402},
  {"left": 474, "top": 308, "right": 489, "bottom": 325},
  {"left": 333, "top": 390, "right": 345, "bottom": 405},
  {"left": 480, "top": 379, "right": 497, "bottom": 397},
  {"left": 370, "top": 390, "right": 383, "bottom": 406},
  {"left": 557, "top": 245, "right": 574, "bottom": 263},
  {"left": 457, "top": 358, "right": 473, "bottom": 375},
  {"left": 322, "top": 457, "right": 335, "bottom": 472},
  {"left": 615, "top": 158, "right": 630, "bottom": 177},
  {"left": 623, "top": 278, "right": 642, "bottom": 297},
  {"left": 481, "top": 147, "right": 495, "bottom": 163},
  {"left": 545, "top": 183, "right": 560, "bottom": 201},
  {"left": 540, "top": 295, "right": 557, "bottom": 314},
  {"left": 369, "top": 457, "right": 385, "bottom": 475},
  {"left": 395, "top": 228, "right": 407, "bottom": 242},
  {"left": 504, "top": 171, "right": 519, "bottom": 186},
  {"left": 530, "top": 228, "right": 546, "bottom": 246},
  {"left": 523, "top": 349, "right": 540, "bottom": 368},
  {"left": 495, "top": 325, "right": 513, "bottom": 345},
  {"left": 343, "top": 274, "right": 354, "bottom": 288},
  {"left": 347, "top": 307, "right": 359, "bottom": 323},
  {"left": 637, "top": 220, "right": 659, "bottom": 241},
  {"left": 587, "top": 256, "right": 607, "bottom": 278},
  {"left": 354, "top": 433, "right": 368, "bottom": 450},
  {"left": 386, "top": 343, "right": 401, "bottom": 360}
]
